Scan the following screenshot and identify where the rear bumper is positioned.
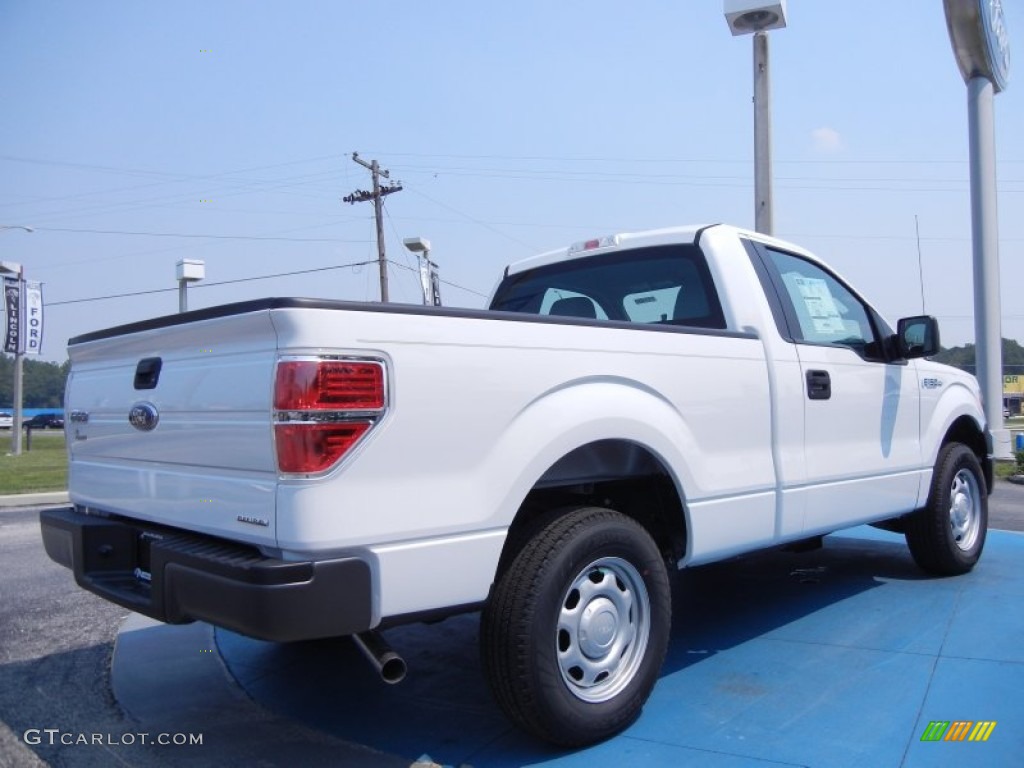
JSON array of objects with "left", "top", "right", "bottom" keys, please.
[{"left": 40, "top": 507, "right": 373, "bottom": 642}]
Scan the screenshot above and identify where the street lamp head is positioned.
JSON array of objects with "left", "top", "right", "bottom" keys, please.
[
  {"left": 175, "top": 258, "right": 205, "bottom": 283},
  {"left": 0, "top": 225, "right": 34, "bottom": 234},
  {"left": 403, "top": 237, "right": 431, "bottom": 253},
  {"left": 734, "top": 10, "right": 780, "bottom": 32},
  {"left": 724, "top": 0, "right": 788, "bottom": 36}
]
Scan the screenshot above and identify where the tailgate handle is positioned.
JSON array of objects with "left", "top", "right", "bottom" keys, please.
[{"left": 134, "top": 358, "right": 163, "bottom": 390}]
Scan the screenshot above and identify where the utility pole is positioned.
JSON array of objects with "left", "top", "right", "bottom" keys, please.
[{"left": 344, "top": 153, "right": 403, "bottom": 302}]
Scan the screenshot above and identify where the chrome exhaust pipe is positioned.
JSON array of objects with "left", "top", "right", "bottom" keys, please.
[{"left": 351, "top": 630, "right": 406, "bottom": 684}]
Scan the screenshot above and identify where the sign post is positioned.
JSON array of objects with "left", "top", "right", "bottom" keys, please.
[
  {"left": 1, "top": 263, "right": 25, "bottom": 455},
  {"left": 944, "top": 0, "right": 1011, "bottom": 458}
]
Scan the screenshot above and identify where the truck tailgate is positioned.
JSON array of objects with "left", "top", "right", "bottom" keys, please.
[{"left": 66, "top": 309, "right": 279, "bottom": 547}]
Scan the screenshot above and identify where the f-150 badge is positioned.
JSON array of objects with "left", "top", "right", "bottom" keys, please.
[{"left": 922, "top": 378, "right": 944, "bottom": 390}]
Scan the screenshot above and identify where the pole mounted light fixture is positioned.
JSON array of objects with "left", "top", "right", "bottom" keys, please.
[
  {"left": 724, "top": 1, "right": 788, "bottom": 236},
  {"left": 403, "top": 237, "right": 439, "bottom": 306},
  {"left": 176, "top": 259, "right": 205, "bottom": 313},
  {"left": 723, "top": 0, "right": 787, "bottom": 35}
]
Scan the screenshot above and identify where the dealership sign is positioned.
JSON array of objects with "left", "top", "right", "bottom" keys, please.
[
  {"left": 24, "top": 281, "right": 43, "bottom": 355},
  {"left": 945, "top": 0, "right": 1011, "bottom": 92},
  {"left": 3, "top": 276, "right": 19, "bottom": 354}
]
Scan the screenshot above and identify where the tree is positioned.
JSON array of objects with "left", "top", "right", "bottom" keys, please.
[
  {"left": 930, "top": 338, "right": 1024, "bottom": 374},
  {"left": 0, "top": 355, "right": 70, "bottom": 408}
]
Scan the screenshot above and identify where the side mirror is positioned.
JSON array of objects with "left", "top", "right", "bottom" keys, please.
[{"left": 896, "top": 315, "right": 940, "bottom": 359}]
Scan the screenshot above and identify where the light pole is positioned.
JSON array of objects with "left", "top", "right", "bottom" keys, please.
[
  {"left": 724, "top": 1, "right": 788, "bottom": 235},
  {"left": 176, "top": 259, "right": 205, "bottom": 313},
  {"left": 1, "top": 225, "right": 34, "bottom": 456},
  {"left": 944, "top": 0, "right": 1011, "bottom": 458},
  {"left": 403, "top": 237, "right": 441, "bottom": 306}
]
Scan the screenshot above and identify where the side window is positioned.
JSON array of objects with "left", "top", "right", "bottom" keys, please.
[{"left": 765, "top": 248, "right": 878, "bottom": 353}]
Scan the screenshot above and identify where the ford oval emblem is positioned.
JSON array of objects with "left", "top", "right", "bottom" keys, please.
[{"left": 129, "top": 402, "right": 160, "bottom": 431}]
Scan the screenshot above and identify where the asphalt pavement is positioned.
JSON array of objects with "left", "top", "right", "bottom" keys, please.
[{"left": 0, "top": 504, "right": 404, "bottom": 768}]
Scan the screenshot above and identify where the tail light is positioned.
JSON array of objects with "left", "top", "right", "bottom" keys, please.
[{"left": 274, "top": 358, "right": 386, "bottom": 474}]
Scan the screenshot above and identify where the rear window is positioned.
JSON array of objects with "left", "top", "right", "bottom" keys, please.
[{"left": 490, "top": 244, "right": 726, "bottom": 329}]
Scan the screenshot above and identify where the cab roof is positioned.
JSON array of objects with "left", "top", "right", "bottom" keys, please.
[{"left": 504, "top": 223, "right": 817, "bottom": 276}]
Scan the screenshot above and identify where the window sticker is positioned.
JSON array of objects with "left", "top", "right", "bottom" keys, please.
[
  {"left": 791, "top": 276, "right": 846, "bottom": 335},
  {"left": 623, "top": 286, "right": 680, "bottom": 323}
]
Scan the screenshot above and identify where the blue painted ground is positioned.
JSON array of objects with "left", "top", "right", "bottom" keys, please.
[{"left": 217, "top": 527, "right": 1024, "bottom": 767}]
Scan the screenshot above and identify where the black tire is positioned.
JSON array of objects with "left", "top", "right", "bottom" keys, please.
[
  {"left": 905, "top": 443, "right": 987, "bottom": 575},
  {"left": 480, "top": 507, "right": 671, "bottom": 747}
]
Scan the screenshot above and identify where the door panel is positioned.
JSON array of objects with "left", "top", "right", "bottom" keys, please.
[
  {"left": 755, "top": 245, "right": 923, "bottom": 533},
  {"left": 796, "top": 344, "right": 922, "bottom": 532}
]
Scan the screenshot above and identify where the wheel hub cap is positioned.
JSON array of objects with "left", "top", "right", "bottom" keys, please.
[
  {"left": 948, "top": 469, "right": 980, "bottom": 551},
  {"left": 579, "top": 598, "right": 619, "bottom": 657},
  {"left": 556, "top": 557, "right": 651, "bottom": 703}
]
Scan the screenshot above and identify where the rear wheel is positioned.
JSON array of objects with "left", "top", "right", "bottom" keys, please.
[
  {"left": 905, "top": 443, "right": 987, "bottom": 575},
  {"left": 481, "top": 507, "right": 671, "bottom": 747}
]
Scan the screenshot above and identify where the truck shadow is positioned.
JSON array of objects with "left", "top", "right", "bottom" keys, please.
[{"left": 216, "top": 529, "right": 948, "bottom": 766}]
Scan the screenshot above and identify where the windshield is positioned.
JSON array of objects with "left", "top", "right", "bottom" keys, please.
[{"left": 490, "top": 244, "right": 726, "bottom": 329}]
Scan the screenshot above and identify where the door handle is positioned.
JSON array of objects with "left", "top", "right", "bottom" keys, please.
[{"left": 806, "top": 369, "right": 831, "bottom": 400}]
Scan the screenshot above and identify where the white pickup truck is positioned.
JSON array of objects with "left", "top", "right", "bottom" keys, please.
[{"left": 42, "top": 224, "right": 991, "bottom": 746}]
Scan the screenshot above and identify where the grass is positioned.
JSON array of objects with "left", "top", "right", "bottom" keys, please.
[
  {"left": 995, "top": 460, "right": 1018, "bottom": 480},
  {"left": 0, "top": 431, "right": 68, "bottom": 494}
]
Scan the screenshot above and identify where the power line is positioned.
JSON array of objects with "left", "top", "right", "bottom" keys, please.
[
  {"left": 47, "top": 261, "right": 378, "bottom": 306},
  {"left": 391, "top": 166, "right": 1023, "bottom": 194},
  {"left": 405, "top": 185, "right": 537, "bottom": 252},
  {"left": 381, "top": 199, "right": 423, "bottom": 300},
  {"left": 0, "top": 151, "right": 349, "bottom": 209},
  {"left": 389, "top": 161, "right": 1024, "bottom": 185},
  {"left": 46, "top": 257, "right": 489, "bottom": 307},
  {"left": 367, "top": 149, "right": 1024, "bottom": 166},
  {"left": 388, "top": 260, "right": 488, "bottom": 298},
  {"left": 8, "top": 167, "right": 345, "bottom": 226},
  {"left": 33, "top": 226, "right": 371, "bottom": 243}
]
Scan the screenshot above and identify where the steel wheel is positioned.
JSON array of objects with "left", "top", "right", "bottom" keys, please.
[
  {"left": 556, "top": 557, "right": 650, "bottom": 703},
  {"left": 481, "top": 507, "right": 671, "bottom": 746},
  {"left": 906, "top": 442, "right": 987, "bottom": 575},
  {"left": 948, "top": 468, "right": 981, "bottom": 552}
]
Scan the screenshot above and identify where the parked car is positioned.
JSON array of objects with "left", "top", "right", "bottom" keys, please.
[
  {"left": 0, "top": 412, "right": 12, "bottom": 430},
  {"left": 24, "top": 413, "right": 65, "bottom": 430}
]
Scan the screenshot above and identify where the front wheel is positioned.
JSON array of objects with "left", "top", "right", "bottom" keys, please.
[
  {"left": 481, "top": 507, "right": 671, "bottom": 747},
  {"left": 905, "top": 443, "right": 987, "bottom": 575}
]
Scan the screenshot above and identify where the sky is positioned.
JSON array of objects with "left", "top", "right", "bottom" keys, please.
[{"left": 1, "top": 0, "right": 1022, "bottom": 363}]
